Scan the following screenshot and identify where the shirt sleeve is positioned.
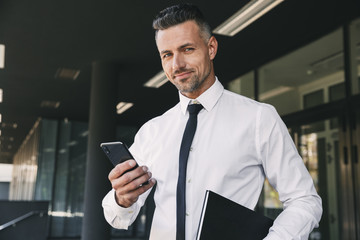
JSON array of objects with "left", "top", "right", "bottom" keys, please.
[
  {"left": 257, "top": 104, "right": 323, "bottom": 240},
  {"left": 102, "top": 120, "right": 155, "bottom": 229},
  {"left": 102, "top": 189, "right": 142, "bottom": 229}
]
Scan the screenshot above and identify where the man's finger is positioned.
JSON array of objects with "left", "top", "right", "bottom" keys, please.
[
  {"left": 116, "top": 178, "right": 156, "bottom": 207},
  {"left": 108, "top": 160, "right": 136, "bottom": 181}
]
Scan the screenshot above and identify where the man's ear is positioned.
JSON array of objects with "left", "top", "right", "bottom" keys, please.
[{"left": 208, "top": 36, "right": 218, "bottom": 60}]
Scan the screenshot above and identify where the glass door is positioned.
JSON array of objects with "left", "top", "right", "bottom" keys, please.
[
  {"left": 290, "top": 108, "right": 360, "bottom": 240},
  {"left": 296, "top": 118, "right": 340, "bottom": 240},
  {"left": 350, "top": 107, "right": 360, "bottom": 239},
  {"left": 259, "top": 111, "right": 360, "bottom": 240}
]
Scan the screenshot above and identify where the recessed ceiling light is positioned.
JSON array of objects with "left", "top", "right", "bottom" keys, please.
[
  {"left": 1, "top": 122, "right": 17, "bottom": 129},
  {"left": 144, "top": 71, "right": 168, "bottom": 88},
  {"left": 55, "top": 68, "right": 80, "bottom": 80},
  {"left": 0, "top": 44, "right": 4, "bottom": 69},
  {"left": 213, "top": 0, "right": 284, "bottom": 37},
  {"left": 0, "top": 88, "right": 3, "bottom": 103},
  {"left": 0, "top": 136, "right": 15, "bottom": 142},
  {"left": 116, "top": 102, "right": 134, "bottom": 114},
  {"left": 41, "top": 100, "right": 60, "bottom": 109},
  {"left": 67, "top": 141, "right": 78, "bottom": 146},
  {"left": 80, "top": 130, "right": 89, "bottom": 137}
]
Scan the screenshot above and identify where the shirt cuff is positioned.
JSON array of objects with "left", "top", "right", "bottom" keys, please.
[{"left": 102, "top": 189, "right": 137, "bottom": 229}]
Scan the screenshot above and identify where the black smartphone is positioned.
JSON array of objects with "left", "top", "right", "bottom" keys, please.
[
  {"left": 100, "top": 141, "right": 138, "bottom": 170},
  {"left": 100, "top": 141, "right": 149, "bottom": 185}
]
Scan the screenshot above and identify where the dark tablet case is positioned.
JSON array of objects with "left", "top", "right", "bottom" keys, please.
[{"left": 196, "top": 190, "right": 274, "bottom": 240}]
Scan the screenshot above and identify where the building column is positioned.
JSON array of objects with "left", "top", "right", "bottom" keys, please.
[{"left": 81, "top": 61, "right": 118, "bottom": 240}]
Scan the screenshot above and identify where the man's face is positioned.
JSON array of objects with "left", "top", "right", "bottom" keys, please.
[{"left": 156, "top": 20, "right": 217, "bottom": 99}]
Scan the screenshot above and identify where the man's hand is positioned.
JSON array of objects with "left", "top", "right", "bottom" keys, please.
[{"left": 108, "top": 159, "right": 156, "bottom": 208}]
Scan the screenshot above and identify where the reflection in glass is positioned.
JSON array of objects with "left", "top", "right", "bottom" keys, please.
[
  {"left": 227, "top": 71, "right": 254, "bottom": 99},
  {"left": 263, "top": 179, "right": 282, "bottom": 209},
  {"left": 300, "top": 133, "right": 319, "bottom": 192},
  {"left": 350, "top": 18, "right": 360, "bottom": 95},
  {"left": 261, "top": 118, "right": 340, "bottom": 239},
  {"left": 299, "top": 119, "right": 340, "bottom": 240},
  {"left": 329, "top": 82, "right": 345, "bottom": 102},
  {"left": 258, "top": 28, "right": 344, "bottom": 115},
  {"left": 50, "top": 120, "right": 88, "bottom": 237}
]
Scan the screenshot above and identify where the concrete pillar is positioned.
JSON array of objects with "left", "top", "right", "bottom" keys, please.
[{"left": 81, "top": 61, "right": 118, "bottom": 240}]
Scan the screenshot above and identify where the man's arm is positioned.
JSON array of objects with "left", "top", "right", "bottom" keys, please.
[
  {"left": 102, "top": 160, "right": 156, "bottom": 229},
  {"left": 257, "top": 105, "right": 322, "bottom": 239}
]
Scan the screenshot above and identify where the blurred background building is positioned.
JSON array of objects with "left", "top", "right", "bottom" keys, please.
[{"left": 0, "top": 0, "right": 359, "bottom": 239}]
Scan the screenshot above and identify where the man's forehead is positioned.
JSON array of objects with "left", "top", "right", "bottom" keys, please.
[{"left": 156, "top": 21, "right": 202, "bottom": 50}]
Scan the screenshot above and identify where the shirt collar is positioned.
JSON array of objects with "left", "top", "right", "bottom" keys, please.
[{"left": 179, "top": 77, "right": 224, "bottom": 115}]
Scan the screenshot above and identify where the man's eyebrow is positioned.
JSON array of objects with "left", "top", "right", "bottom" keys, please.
[
  {"left": 160, "top": 43, "right": 195, "bottom": 55},
  {"left": 160, "top": 50, "right": 171, "bottom": 55},
  {"left": 179, "top": 43, "right": 194, "bottom": 49}
]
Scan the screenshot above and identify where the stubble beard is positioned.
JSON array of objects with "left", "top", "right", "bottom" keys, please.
[{"left": 174, "top": 67, "right": 211, "bottom": 94}]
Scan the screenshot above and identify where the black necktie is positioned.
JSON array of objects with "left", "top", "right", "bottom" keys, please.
[{"left": 176, "top": 104, "right": 203, "bottom": 240}]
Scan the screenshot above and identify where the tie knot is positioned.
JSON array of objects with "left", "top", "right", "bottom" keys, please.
[{"left": 187, "top": 104, "right": 203, "bottom": 115}]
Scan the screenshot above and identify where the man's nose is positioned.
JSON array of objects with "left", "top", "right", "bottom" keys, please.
[{"left": 172, "top": 53, "right": 186, "bottom": 70}]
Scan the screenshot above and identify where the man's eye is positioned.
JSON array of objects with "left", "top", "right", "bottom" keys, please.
[
  {"left": 162, "top": 53, "right": 171, "bottom": 59},
  {"left": 185, "top": 48, "right": 194, "bottom": 52}
]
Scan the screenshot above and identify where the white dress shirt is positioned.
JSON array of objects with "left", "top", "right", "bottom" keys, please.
[{"left": 102, "top": 78, "right": 322, "bottom": 240}]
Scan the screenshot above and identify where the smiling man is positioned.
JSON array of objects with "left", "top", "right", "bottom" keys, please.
[
  {"left": 157, "top": 20, "right": 217, "bottom": 99},
  {"left": 102, "top": 4, "right": 322, "bottom": 240}
]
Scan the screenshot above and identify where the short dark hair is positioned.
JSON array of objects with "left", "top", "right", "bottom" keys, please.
[{"left": 153, "top": 3, "right": 212, "bottom": 41}]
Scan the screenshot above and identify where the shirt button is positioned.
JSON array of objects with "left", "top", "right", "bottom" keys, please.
[
  {"left": 187, "top": 178, "right": 191, "bottom": 183},
  {"left": 190, "top": 147, "right": 193, "bottom": 151},
  {"left": 186, "top": 212, "right": 189, "bottom": 216}
]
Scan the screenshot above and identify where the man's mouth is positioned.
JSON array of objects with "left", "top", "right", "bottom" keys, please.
[{"left": 173, "top": 71, "right": 192, "bottom": 80}]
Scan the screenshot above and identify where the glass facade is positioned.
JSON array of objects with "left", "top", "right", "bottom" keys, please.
[
  {"left": 298, "top": 118, "right": 340, "bottom": 240},
  {"left": 10, "top": 119, "right": 42, "bottom": 200},
  {"left": 350, "top": 18, "right": 360, "bottom": 95},
  {"left": 50, "top": 120, "right": 88, "bottom": 237},
  {"left": 8, "top": 118, "right": 146, "bottom": 238},
  {"left": 34, "top": 119, "right": 58, "bottom": 201},
  {"left": 258, "top": 28, "right": 344, "bottom": 115},
  {"left": 225, "top": 19, "right": 360, "bottom": 240},
  {"left": 227, "top": 71, "right": 255, "bottom": 99}
]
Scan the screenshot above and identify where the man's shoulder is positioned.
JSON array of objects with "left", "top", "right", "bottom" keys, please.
[
  {"left": 222, "top": 89, "right": 260, "bottom": 106},
  {"left": 142, "top": 102, "right": 181, "bottom": 127},
  {"left": 221, "top": 89, "right": 278, "bottom": 115}
]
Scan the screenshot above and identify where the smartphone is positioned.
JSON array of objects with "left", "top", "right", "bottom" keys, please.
[
  {"left": 100, "top": 141, "right": 138, "bottom": 169},
  {"left": 100, "top": 141, "right": 149, "bottom": 185}
]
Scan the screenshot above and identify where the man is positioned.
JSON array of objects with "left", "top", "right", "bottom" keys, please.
[{"left": 102, "top": 3, "right": 322, "bottom": 240}]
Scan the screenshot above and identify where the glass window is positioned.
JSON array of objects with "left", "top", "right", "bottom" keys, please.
[
  {"left": 226, "top": 71, "right": 255, "bottom": 99},
  {"left": 258, "top": 28, "right": 344, "bottom": 115},
  {"left": 50, "top": 120, "right": 88, "bottom": 237},
  {"left": 261, "top": 118, "right": 340, "bottom": 239},
  {"left": 9, "top": 120, "right": 43, "bottom": 200},
  {"left": 303, "top": 89, "right": 324, "bottom": 109},
  {"left": 329, "top": 82, "right": 346, "bottom": 101},
  {"left": 34, "top": 119, "right": 58, "bottom": 201},
  {"left": 350, "top": 18, "right": 360, "bottom": 95}
]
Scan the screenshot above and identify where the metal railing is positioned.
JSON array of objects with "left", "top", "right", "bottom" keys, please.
[{"left": 0, "top": 210, "right": 46, "bottom": 231}]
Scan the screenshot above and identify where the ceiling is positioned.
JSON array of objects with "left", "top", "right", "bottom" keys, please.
[{"left": 0, "top": 0, "right": 359, "bottom": 163}]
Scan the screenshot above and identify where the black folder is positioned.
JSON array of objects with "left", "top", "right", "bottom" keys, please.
[{"left": 196, "top": 190, "right": 274, "bottom": 240}]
